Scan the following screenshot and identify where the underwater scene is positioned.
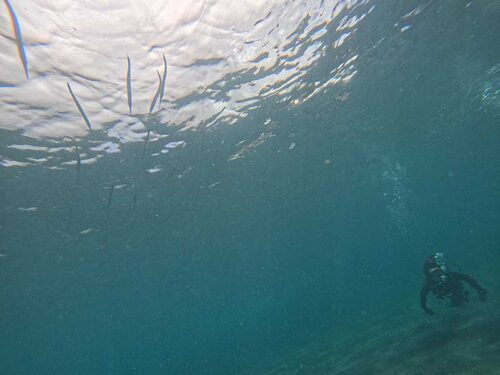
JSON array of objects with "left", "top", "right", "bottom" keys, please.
[{"left": 1, "top": 0, "right": 499, "bottom": 374}]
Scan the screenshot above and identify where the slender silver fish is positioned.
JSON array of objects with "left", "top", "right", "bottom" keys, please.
[
  {"left": 67, "top": 82, "right": 92, "bottom": 130},
  {"left": 107, "top": 184, "right": 115, "bottom": 210},
  {"left": 127, "top": 56, "right": 132, "bottom": 115},
  {"left": 159, "top": 54, "right": 167, "bottom": 108},
  {"left": 142, "top": 129, "right": 151, "bottom": 159},
  {"left": 168, "top": 165, "right": 177, "bottom": 179},
  {"left": 75, "top": 145, "right": 81, "bottom": 184},
  {"left": 149, "top": 71, "right": 162, "bottom": 114},
  {"left": 3, "top": 0, "right": 29, "bottom": 79}
]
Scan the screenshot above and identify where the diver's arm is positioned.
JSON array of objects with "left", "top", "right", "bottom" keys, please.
[
  {"left": 420, "top": 286, "right": 433, "bottom": 315},
  {"left": 451, "top": 272, "right": 487, "bottom": 301}
]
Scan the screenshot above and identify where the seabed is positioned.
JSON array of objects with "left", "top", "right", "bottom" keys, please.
[{"left": 259, "top": 299, "right": 500, "bottom": 375}]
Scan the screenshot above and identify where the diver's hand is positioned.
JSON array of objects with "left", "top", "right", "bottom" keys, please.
[
  {"left": 478, "top": 289, "right": 487, "bottom": 302},
  {"left": 424, "top": 308, "right": 434, "bottom": 316}
]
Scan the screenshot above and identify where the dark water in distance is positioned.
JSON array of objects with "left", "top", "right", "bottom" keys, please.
[{"left": 1, "top": 1, "right": 499, "bottom": 374}]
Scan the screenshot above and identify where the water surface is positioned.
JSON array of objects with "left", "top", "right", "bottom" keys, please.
[{"left": 1, "top": 0, "right": 499, "bottom": 374}]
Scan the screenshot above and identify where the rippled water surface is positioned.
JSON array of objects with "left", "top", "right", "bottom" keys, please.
[{"left": 1, "top": 1, "right": 499, "bottom": 374}]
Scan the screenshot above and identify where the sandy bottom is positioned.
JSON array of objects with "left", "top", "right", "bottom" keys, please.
[{"left": 258, "top": 302, "right": 500, "bottom": 375}]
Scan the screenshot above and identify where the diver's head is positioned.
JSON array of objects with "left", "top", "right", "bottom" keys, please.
[
  {"left": 423, "top": 252, "right": 448, "bottom": 273},
  {"left": 433, "top": 252, "right": 444, "bottom": 262},
  {"left": 423, "top": 252, "right": 449, "bottom": 287}
]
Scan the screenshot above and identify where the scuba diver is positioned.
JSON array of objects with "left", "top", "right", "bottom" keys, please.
[{"left": 420, "top": 252, "right": 487, "bottom": 316}]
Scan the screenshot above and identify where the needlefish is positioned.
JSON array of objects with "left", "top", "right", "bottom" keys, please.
[
  {"left": 149, "top": 70, "right": 162, "bottom": 114},
  {"left": 67, "top": 82, "right": 92, "bottom": 130},
  {"left": 3, "top": 0, "right": 29, "bottom": 79},
  {"left": 159, "top": 54, "right": 167, "bottom": 108},
  {"left": 127, "top": 56, "right": 132, "bottom": 115}
]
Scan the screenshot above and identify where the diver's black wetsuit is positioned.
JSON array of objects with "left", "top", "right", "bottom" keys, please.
[{"left": 420, "top": 271, "right": 487, "bottom": 315}]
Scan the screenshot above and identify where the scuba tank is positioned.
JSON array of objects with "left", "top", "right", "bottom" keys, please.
[{"left": 433, "top": 252, "right": 448, "bottom": 273}]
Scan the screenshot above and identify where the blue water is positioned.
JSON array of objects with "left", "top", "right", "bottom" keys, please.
[{"left": 1, "top": 1, "right": 499, "bottom": 374}]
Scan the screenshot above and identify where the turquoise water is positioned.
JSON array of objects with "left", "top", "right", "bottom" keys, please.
[{"left": 1, "top": 1, "right": 499, "bottom": 374}]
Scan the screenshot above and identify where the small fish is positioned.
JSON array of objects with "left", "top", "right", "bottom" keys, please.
[
  {"left": 107, "top": 184, "right": 115, "bottom": 209},
  {"left": 75, "top": 145, "right": 81, "bottom": 184},
  {"left": 149, "top": 70, "right": 162, "bottom": 114},
  {"left": 336, "top": 92, "right": 350, "bottom": 101},
  {"left": 168, "top": 165, "right": 177, "bottom": 179},
  {"left": 103, "top": 184, "right": 116, "bottom": 246},
  {"left": 126, "top": 56, "right": 132, "bottom": 115},
  {"left": 142, "top": 130, "right": 151, "bottom": 159},
  {"left": 208, "top": 181, "right": 222, "bottom": 189},
  {"left": 79, "top": 228, "right": 93, "bottom": 235},
  {"left": 146, "top": 166, "right": 162, "bottom": 174},
  {"left": 67, "top": 82, "right": 92, "bottom": 130},
  {"left": 18, "top": 207, "right": 38, "bottom": 212},
  {"left": 159, "top": 54, "right": 167, "bottom": 108},
  {"left": 3, "top": 0, "right": 29, "bottom": 79}
]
